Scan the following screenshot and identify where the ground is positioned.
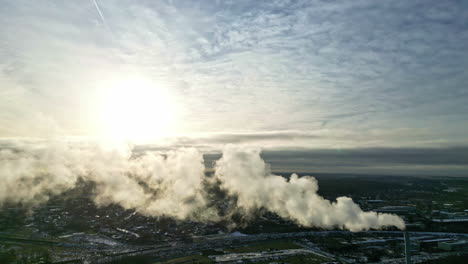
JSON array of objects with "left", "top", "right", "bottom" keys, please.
[{"left": 225, "top": 239, "right": 302, "bottom": 253}]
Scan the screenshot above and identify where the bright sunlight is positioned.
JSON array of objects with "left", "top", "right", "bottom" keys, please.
[{"left": 98, "top": 76, "right": 178, "bottom": 143}]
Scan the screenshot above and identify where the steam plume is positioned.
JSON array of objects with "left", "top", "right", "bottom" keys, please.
[
  {"left": 215, "top": 145, "right": 405, "bottom": 231},
  {"left": 0, "top": 142, "right": 404, "bottom": 231}
]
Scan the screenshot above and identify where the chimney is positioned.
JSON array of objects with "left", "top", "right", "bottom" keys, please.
[{"left": 404, "top": 231, "right": 412, "bottom": 264}]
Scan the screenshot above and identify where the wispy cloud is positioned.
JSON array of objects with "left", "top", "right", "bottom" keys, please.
[{"left": 0, "top": 0, "right": 467, "bottom": 150}]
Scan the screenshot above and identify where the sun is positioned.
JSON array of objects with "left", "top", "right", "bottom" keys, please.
[{"left": 97, "top": 76, "right": 178, "bottom": 143}]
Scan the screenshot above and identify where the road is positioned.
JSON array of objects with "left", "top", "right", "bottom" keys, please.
[{"left": 81, "top": 230, "right": 468, "bottom": 264}]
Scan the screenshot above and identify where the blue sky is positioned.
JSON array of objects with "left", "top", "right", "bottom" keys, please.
[{"left": 1, "top": 0, "right": 467, "bottom": 174}]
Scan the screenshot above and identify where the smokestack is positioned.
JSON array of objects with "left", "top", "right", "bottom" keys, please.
[{"left": 404, "top": 231, "right": 412, "bottom": 264}]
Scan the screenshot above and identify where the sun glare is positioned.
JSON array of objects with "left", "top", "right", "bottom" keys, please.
[{"left": 98, "top": 77, "right": 178, "bottom": 143}]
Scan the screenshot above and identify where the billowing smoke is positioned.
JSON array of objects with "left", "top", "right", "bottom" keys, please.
[
  {"left": 215, "top": 145, "right": 404, "bottom": 231},
  {"left": 0, "top": 142, "right": 215, "bottom": 221},
  {"left": 0, "top": 142, "right": 404, "bottom": 231}
]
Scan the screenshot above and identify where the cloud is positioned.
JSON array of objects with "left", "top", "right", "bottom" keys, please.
[
  {"left": 262, "top": 147, "right": 468, "bottom": 166},
  {"left": 0, "top": 143, "right": 79, "bottom": 206},
  {"left": 167, "top": 131, "right": 321, "bottom": 146},
  {"left": 0, "top": 141, "right": 404, "bottom": 231},
  {"left": 127, "top": 128, "right": 468, "bottom": 176},
  {"left": 136, "top": 127, "right": 468, "bottom": 152},
  {"left": 0, "top": 142, "right": 216, "bottom": 221},
  {"left": 199, "top": 146, "right": 468, "bottom": 176},
  {"left": 260, "top": 147, "right": 468, "bottom": 176},
  {"left": 215, "top": 145, "right": 404, "bottom": 231},
  {"left": 0, "top": 0, "right": 467, "bottom": 143}
]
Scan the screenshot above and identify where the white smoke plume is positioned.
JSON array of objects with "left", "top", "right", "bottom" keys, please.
[
  {"left": 0, "top": 142, "right": 214, "bottom": 221},
  {"left": 0, "top": 141, "right": 404, "bottom": 231},
  {"left": 215, "top": 145, "right": 405, "bottom": 232}
]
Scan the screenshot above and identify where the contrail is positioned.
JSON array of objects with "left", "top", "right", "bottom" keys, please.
[{"left": 92, "top": 0, "right": 114, "bottom": 37}]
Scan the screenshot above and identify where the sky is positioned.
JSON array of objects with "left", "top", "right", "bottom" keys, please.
[{"left": 1, "top": 0, "right": 468, "bottom": 175}]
